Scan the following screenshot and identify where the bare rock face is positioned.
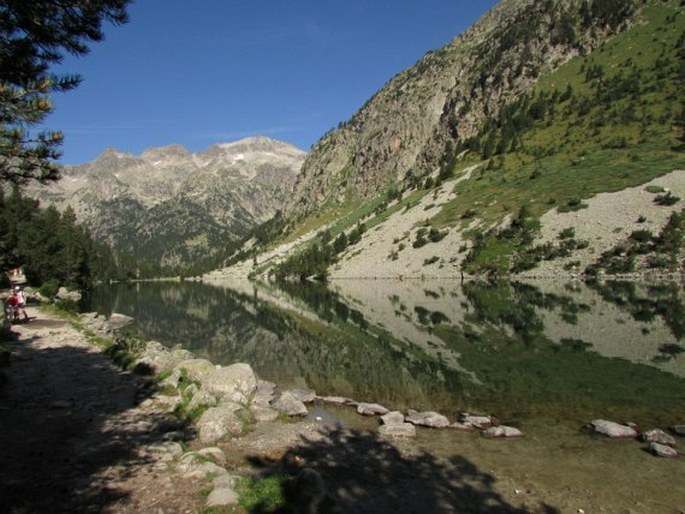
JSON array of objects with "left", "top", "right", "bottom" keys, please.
[
  {"left": 284, "top": 1, "right": 627, "bottom": 221},
  {"left": 29, "top": 137, "right": 305, "bottom": 266}
]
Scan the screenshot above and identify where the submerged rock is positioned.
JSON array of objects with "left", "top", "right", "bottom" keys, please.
[
  {"left": 590, "top": 419, "right": 638, "bottom": 439},
  {"left": 319, "top": 396, "right": 354, "bottom": 405},
  {"left": 649, "top": 442, "right": 678, "bottom": 458},
  {"left": 379, "top": 423, "right": 417, "bottom": 438},
  {"left": 481, "top": 425, "right": 524, "bottom": 438}
]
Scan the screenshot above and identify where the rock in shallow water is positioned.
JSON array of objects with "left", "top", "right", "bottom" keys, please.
[
  {"left": 405, "top": 410, "right": 450, "bottom": 428},
  {"left": 459, "top": 413, "right": 496, "bottom": 429},
  {"left": 590, "top": 419, "right": 637, "bottom": 438},
  {"left": 641, "top": 428, "right": 676, "bottom": 447},
  {"left": 356, "top": 402, "right": 389, "bottom": 416},
  {"left": 380, "top": 411, "right": 405, "bottom": 426},
  {"left": 481, "top": 425, "right": 524, "bottom": 438},
  {"left": 649, "top": 442, "right": 678, "bottom": 458},
  {"left": 273, "top": 391, "right": 308, "bottom": 416},
  {"left": 379, "top": 423, "right": 417, "bottom": 438}
]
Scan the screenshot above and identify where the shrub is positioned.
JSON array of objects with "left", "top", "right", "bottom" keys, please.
[
  {"left": 428, "top": 227, "right": 448, "bottom": 242},
  {"left": 629, "top": 229, "right": 653, "bottom": 243},
  {"left": 654, "top": 192, "right": 680, "bottom": 206},
  {"left": 558, "top": 227, "right": 575, "bottom": 240},
  {"left": 39, "top": 279, "right": 60, "bottom": 299}
]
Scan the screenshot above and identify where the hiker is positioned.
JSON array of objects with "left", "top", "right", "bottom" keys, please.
[
  {"left": 14, "top": 286, "right": 28, "bottom": 321},
  {"left": 5, "top": 287, "right": 28, "bottom": 322},
  {"left": 5, "top": 290, "right": 19, "bottom": 322}
]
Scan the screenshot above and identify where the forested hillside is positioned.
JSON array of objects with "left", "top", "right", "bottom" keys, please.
[{"left": 0, "top": 188, "right": 125, "bottom": 290}]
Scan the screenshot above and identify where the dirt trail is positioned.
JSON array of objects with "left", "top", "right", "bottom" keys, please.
[{"left": 0, "top": 308, "right": 203, "bottom": 513}]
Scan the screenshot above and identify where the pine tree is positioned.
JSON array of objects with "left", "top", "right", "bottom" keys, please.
[{"left": 0, "top": 0, "right": 130, "bottom": 185}]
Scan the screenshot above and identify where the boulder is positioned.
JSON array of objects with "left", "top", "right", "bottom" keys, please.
[
  {"left": 212, "top": 474, "right": 238, "bottom": 489},
  {"left": 56, "top": 287, "right": 82, "bottom": 302},
  {"left": 450, "top": 422, "right": 478, "bottom": 432},
  {"left": 320, "top": 396, "right": 353, "bottom": 405},
  {"left": 405, "top": 410, "right": 450, "bottom": 428},
  {"left": 252, "top": 379, "right": 277, "bottom": 406},
  {"left": 134, "top": 341, "right": 176, "bottom": 373},
  {"left": 379, "top": 423, "right": 417, "bottom": 438},
  {"left": 250, "top": 404, "right": 280, "bottom": 422},
  {"left": 182, "top": 383, "right": 199, "bottom": 399},
  {"left": 357, "top": 402, "right": 389, "bottom": 416},
  {"left": 206, "top": 488, "right": 239, "bottom": 508},
  {"left": 175, "top": 358, "right": 216, "bottom": 383},
  {"left": 380, "top": 411, "right": 406, "bottom": 426},
  {"left": 481, "top": 425, "right": 524, "bottom": 438},
  {"left": 273, "top": 391, "right": 308, "bottom": 416},
  {"left": 196, "top": 403, "right": 245, "bottom": 444},
  {"left": 187, "top": 388, "right": 218, "bottom": 412},
  {"left": 203, "top": 363, "right": 258, "bottom": 404},
  {"left": 649, "top": 442, "right": 678, "bottom": 458},
  {"left": 197, "top": 447, "right": 227, "bottom": 466},
  {"left": 178, "top": 451, "right": 229, "bottom": 478},
  {"left": 106, "top": 312, "right": 134, "bottom": 331},
  {"left": 183, "top": 461, "right": 228, "bottom": 479},
  {"left": 289, "top": 388, "right": 317, "bottom": 403},
  {"left": 169, "top": 347, "right": 195, "bottom": 363},
  {"left": 160, "top": 368, "right": 182, "bottom": 388},
  {"left": 459, "top": 413, "right": 496, "bottom": 429},
  {"left": 590, "top": 419, "right": 638, "bottom": 439},
  {"left": 641, "top": 428, "right": 677, "bottom": 447}
]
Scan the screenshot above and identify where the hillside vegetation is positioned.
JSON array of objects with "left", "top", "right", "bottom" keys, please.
[{"left": 213, "top": 0, "right": 684, "bottom": 281}]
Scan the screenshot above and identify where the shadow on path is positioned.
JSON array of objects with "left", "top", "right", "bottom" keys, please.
[
  {"left": 248, "top": 427, "right": 560, "bottom": 513},
  {"left": 0, "top": 316, "right": 185, "bottom": 513}
]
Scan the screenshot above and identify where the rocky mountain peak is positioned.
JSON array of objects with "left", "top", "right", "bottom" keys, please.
[
  {"left": 28, "top": 136, "right": 306, "bottom": 267},
  {"left": 141, "top": 144, "right": 191, "bottom": 163}
]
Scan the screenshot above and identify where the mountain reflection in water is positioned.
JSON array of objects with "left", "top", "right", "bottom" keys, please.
[{"left": 84, "top": 278, "right": 685, "bottom": 426}]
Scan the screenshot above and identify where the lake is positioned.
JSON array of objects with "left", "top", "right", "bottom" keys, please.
[
  {"left": 83, "top": 277, "right": 685, "bottom": 510},
  {"left": 83, "top": 277, "right": 684, "bottom": 427}
]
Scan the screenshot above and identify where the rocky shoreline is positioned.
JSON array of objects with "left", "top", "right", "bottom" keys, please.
[
  {"left": 82, "top": 311, "right": 683, "bottom": 509},
  {"left": 2, "top": 307, "right": 682, "bottom": 512}
]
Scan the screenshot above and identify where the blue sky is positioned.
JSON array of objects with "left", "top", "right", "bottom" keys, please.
[{"left": 45, "top": 1, "right": 499, "bottom": 164}]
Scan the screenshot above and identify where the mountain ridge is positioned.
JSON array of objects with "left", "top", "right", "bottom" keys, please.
[{"left": 30, "top": 136, "right": 306, "bottom": 269}]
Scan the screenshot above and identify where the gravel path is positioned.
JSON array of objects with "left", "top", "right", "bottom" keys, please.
[{"left": 0, "top": 308, "right": 203, "bottom": 513}]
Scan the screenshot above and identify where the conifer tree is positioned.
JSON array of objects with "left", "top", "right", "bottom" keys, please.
[{"left": 0, "top": 0, "right": 130, "bottom": 184}]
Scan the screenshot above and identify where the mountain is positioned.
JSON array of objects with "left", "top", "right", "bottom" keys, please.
[
  {"left": 30, "top": 137, "right": 306, "bottom": 268},
  {"left": 208, "top": 0, "right": 684, "bottom": 281}
]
